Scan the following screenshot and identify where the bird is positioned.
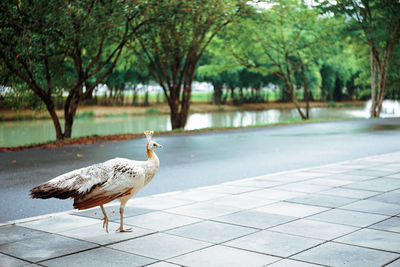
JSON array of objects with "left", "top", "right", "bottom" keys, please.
[{"left": 30, "top": 130, "right": 162, "bottom": 233}]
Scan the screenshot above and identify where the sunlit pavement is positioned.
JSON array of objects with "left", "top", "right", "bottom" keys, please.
[{"left": 1, "top": 151, "right": 400, "bottom": 266}]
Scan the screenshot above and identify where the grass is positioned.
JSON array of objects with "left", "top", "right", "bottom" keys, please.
[
  {"left": 327, "top": 101, "right": 338, "bottom": 107},
  {"left": 75, "top": 111, "right": 95, "bottom": 119},
  {"left": 145, "top": 108, "right": 160, "bottom": 115},
  {"left": 104, "top": 112, "right": 128, "bottom": 118}
]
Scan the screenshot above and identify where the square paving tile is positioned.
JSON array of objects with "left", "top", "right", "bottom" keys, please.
[
  {"left": 340, "top": 199, "right": 400, "bottom": 215},
  {"left": 343, "top": 178, "right": 400, "bottom": 192},
  {"left": 147, "top": 262, "right": 180, "bottom": 267},
  {"left": 108, "top": 233, "right": 210, "bottom": 260},
  {"left": 344, "top": 169, "right": 392, "bottom": 177},
  {"left": 206, "top": 194, "right": 277, "bottom": 210},
  {"left": 0, "top": 253, "right": 31, "bottom": 266},
  {"left": 255, "top": 202, "right": 328, "bottom": 218},
  {"left": 308, "top": 209, "right": 388, "bottom": 227},
  {"left": 307, "top": 178, "right": 354, "bottom": 187},
  {"left": 270, "top": 219, "right": 358, "bottom": 240},
  {"left": 0, "top": 233, "right": 97, "bottom": 263},
  {"left": 385, "top": 258, "right": 400, "bottom": 267},
  {"left": 200, "top": 184, "right": 259, "bottom": 194},
  {"left": 166, "top": 202, "right": 240, "bottom": 219},
  {"left": 283, "top": 171, "right": 331, "bottom": 179},
  {"left": 228, "top": 179, "right": 283, "bottom": 188},
  {"left": 59, "top": 222, "right": 155, "bottom": 245},
  {"left": 273, "top": 183, "right": 332, "bottom": 193},
  {"left": 225, "top": 230, "right": 322, "bottom": 257},
  {"left": 293, "top": 241, "right": 398, "bottom": 267},
  {"left": 309, "top": 166, "right": 348, "bottom": 174},
  {"left": 213, "top": 210, "right": 296, "bottom": 229},
  {"left": 335, "top": 163, "right": 369, "bottom": 169},
  {"left": 285, "top": 194, "right": 357, "bottom": 208},
  {"left": 41, "top": 247, "right": 156, "bottom": 267},
  {"left": 322, "top": 173, "right": 375, "bottom": 181},
  {"left": 263, "top": 174, "right": 309, "bottom": 183},
  {"left": 267, "top": 259, "right": 322, "bottom": 267},
  {"left": 20, "top": 214, "right": 99, "bottom": 233},
  {"left": 167, "top": 220, "right": 257, "bottom": 243},
  {"left": 336, "top": 228, "right": 400, "bottom": 253},
  {"left": 171, "top": 190, "right": 227, "bottom": 202},
  {"left": 387, "top": 173, "right": 400, "bottom": 179},
  {"left": 73, "top": 205, "right": 154, "bottom": 220},
  {"left": 127, "top": 196, "right": 193, "bottom": 210},
  {"left": 0, "top": 225, "right": 47, "bottom": 245},
  {"left": 368, "top": 191, "right": 400, "bottom": 205},
  {"left": 239, "top": 189, "right": 306, "bottom": 201},
  {"left": 369, "top": 216, "right": 400, "bottom": 233},
  {"left": 168, "top": 245, "right": 279, "bottom": 267},
  {"left": 319, "top": 188, "right": 379, "bottom": 199},
  {"left": 366, "top": 165, "right": 400, "bottom": 171},
  {"left": 123, "top": 211, "right": 201, "bottom": 231}
]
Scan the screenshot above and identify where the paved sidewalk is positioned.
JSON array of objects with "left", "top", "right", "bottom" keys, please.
[{"left": 1, "top": 152, "right": 400, "bottom": 267}]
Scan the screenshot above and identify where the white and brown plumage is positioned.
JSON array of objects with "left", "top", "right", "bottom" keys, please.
[{"left": 30, "top": 130, "right": 162, "bottom": 233}]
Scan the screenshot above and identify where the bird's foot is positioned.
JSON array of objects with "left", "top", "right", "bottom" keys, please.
[
  {"left": 116, "top": 227, "right": 133, "bottom": 233},
  {"left": 102, "top": 217, "right": 109, "bottom": 233}
]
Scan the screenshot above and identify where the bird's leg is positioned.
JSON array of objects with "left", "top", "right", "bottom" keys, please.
[
  {"left": 100, "top": 205, "right": 109, "bottom": 234},
  {"left": 116, "top": 204, "right": 132, "bottom": 233}
]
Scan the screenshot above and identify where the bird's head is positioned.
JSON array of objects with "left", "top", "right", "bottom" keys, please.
[{"left": 144, "top": 130, "right": 163, "bottom": 151}]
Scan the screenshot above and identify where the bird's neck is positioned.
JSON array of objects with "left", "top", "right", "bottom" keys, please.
[{"left": 146, "top": 145, "right": 159, "bottom": 165}]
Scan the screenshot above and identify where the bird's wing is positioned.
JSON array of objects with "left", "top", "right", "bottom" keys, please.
[
  {"left": 30, "top": 162, "right": 112, "bottom": 200},
  {"left": 30, "top": 158, "right": 146, "bottom": 201},
  {"left": 73, "top": 161, "right": 146, "bottom": 210}
]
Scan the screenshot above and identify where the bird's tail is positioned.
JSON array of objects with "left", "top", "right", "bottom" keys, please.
[{"left": 30, "top": 182, "right": 74, "bottom": 200}]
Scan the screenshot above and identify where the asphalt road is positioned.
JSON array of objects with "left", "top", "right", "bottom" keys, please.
[{"left": 1, "top": 118, "right": 400, "bottom": 223}]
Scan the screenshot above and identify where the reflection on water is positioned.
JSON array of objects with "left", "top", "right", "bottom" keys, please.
[
  {"left": 1, "top": 101, "right": 399, "bottom": 147},
  {"left": 347, "top": 100, "right": 400, "bottom": 118}
]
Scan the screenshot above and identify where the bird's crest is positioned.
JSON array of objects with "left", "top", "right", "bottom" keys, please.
[{"left": 144, "top": 130, "right": 153, "bottom": 142}]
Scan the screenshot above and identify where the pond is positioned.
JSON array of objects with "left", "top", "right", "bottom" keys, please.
[{"left": 1, "top": 100, "right": 399, "bottom": 147}]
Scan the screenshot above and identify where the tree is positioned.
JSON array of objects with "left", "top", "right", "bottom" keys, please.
[
  {"left": 0, "top": 0, "right": 146, "bottom": 140},
  {"left": 130, "top": 0, "right": 248, "bottom": 129},
  {"left": 320, "top": 0, "right": 400, "bottom": 117},
  {"left": 220, "top": 0, "right": 340, "bottom": 119}
]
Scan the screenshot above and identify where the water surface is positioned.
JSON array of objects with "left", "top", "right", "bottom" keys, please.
[{"left": 1, "top": 100, "right": 399, "bottom": 147}]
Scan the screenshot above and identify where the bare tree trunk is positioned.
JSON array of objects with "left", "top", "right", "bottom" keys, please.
[
  {"left": 300, "top": 59, "right": 310, "bottom": 119},
  {"left": 213, "top": 83, "right": 223, "bottom": 105},
  {"left": 132, "top": 85, "right": 138, "bottom": 106},
  {"left": 63, "top": 88, "right": 81, "bottom": 139},
  {"left": 284, "top": 56, "right": 307, "bottom": 120},
  {"left": 370, "top": 46, "right": 378, "bottom": 117},
  {"left": 144, "top": 86, "right": 149, "bottom": 106},
  {"left": 45, "top": 101, "right": 64, "bottom": 140}
]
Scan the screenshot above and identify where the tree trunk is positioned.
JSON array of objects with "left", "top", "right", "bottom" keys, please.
[
  {"left": 132, "top": 85, "right": 138, "bottom": 106},
  {"left": 170, "top": 105, "right": 185, "bottom": 129},
  {"left": 213, "top": 83, "right": 223, "bottom": 105},
  {"left": 45, "top": 101, "right": 64, "bottom": 141},
  {"left": 144, "top": 86, "right": 149, "bottom": 106},
  {"left": 370, "top": 46, "right": 378, "bottom": 117},
  {"left": 284, "top": 59, "right": 307, "bottom": 120},
  {"left": 230, "top": 87, "right": 235, "bottom": 102},
  {"left": 300, "top": 61, "right": 310, "bottom": 119},
  {"left": 63, "top": 87, "right": 81, "bottom": 139}
]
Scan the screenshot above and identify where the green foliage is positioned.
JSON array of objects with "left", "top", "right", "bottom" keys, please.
[
  {"left": 0, "top": 0, "right": 147, "bottom": 139},
  {"left": 130, "top": 0, "right": 248, "bottom": 128}
]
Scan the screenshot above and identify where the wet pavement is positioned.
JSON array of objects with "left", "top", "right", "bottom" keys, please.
[
  {"left": 1, "top": 118, "right": 400, "bottom": 222},
  {"left": 1, "top": 151, "right": 399, "bottom": 266}
]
